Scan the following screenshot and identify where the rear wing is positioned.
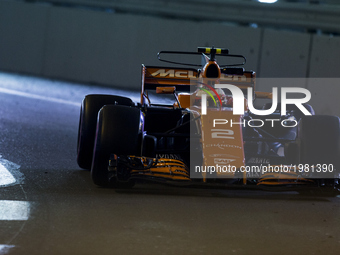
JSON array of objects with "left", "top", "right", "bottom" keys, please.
[{"left": 141, "top": 65, "right": 256, "bottom": 104}]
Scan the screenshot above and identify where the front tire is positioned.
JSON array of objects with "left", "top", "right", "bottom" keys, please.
[{"left": 91, "top": 105, "right": 143, "bottom": 187}]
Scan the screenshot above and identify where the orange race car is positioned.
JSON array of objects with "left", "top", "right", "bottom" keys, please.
[{"left": 77, "top": 47, "right": 340, "bottom": 195}]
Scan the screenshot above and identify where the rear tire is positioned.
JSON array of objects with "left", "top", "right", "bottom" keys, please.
[
  {"left": 91, "top": 105, "right": 143, "bottom": 187},
  {"left": 298, "top": 115, "right": 340, "bottom": 179},
  {"left": 77, "top": 95, "right": 133, "bottom": 170}
]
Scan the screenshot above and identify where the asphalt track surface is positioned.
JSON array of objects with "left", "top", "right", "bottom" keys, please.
[{"left": 0, "top": 72, "right": 340, "bottom": 255}]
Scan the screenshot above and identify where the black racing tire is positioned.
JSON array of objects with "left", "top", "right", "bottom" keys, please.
[
  {"left": 91, "top": 105, "right": 143, "bottom": 187},
  {"left": 77, "top": 94, "right": 133, "bottom": 170},
  {"left": 298, "top": 115, "right": 340, "bottom": 179}
]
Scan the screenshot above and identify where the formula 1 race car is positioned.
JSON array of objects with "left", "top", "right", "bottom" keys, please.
[{"left": 77, "top": 47, "right": 340, "bottom": 195}]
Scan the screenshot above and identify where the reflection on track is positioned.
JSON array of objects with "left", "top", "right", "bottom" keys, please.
[
  {"left": 0, "top": 156, "right": 29, "bottom": 254},
  {"left": 0, "top": 245, "right": 15, "bottom": 254},
  {"left": 0, "top": 87, "right": 79, "bottom": 107},
  {"left": 0, "top": 163, "right": 15, "bottom": 187},
  {"left": 0, "top": 156, "right": 22, "bottom": 187},
  {"left": 0, "top": 201, "right": 30, "bottom": 221}
]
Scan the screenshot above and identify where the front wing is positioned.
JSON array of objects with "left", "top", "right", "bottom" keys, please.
[{"left": 108, "top": 155, "right": 336, "bottom": 191}]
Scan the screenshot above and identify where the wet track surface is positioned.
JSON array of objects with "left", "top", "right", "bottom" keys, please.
[{"left": 0, "top": 72, "right": 340, "bottom": 255}]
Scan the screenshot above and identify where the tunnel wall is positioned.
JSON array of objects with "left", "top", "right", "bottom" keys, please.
[{"left": 1, "top": 1, "right": 340, "bottom": 115}]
